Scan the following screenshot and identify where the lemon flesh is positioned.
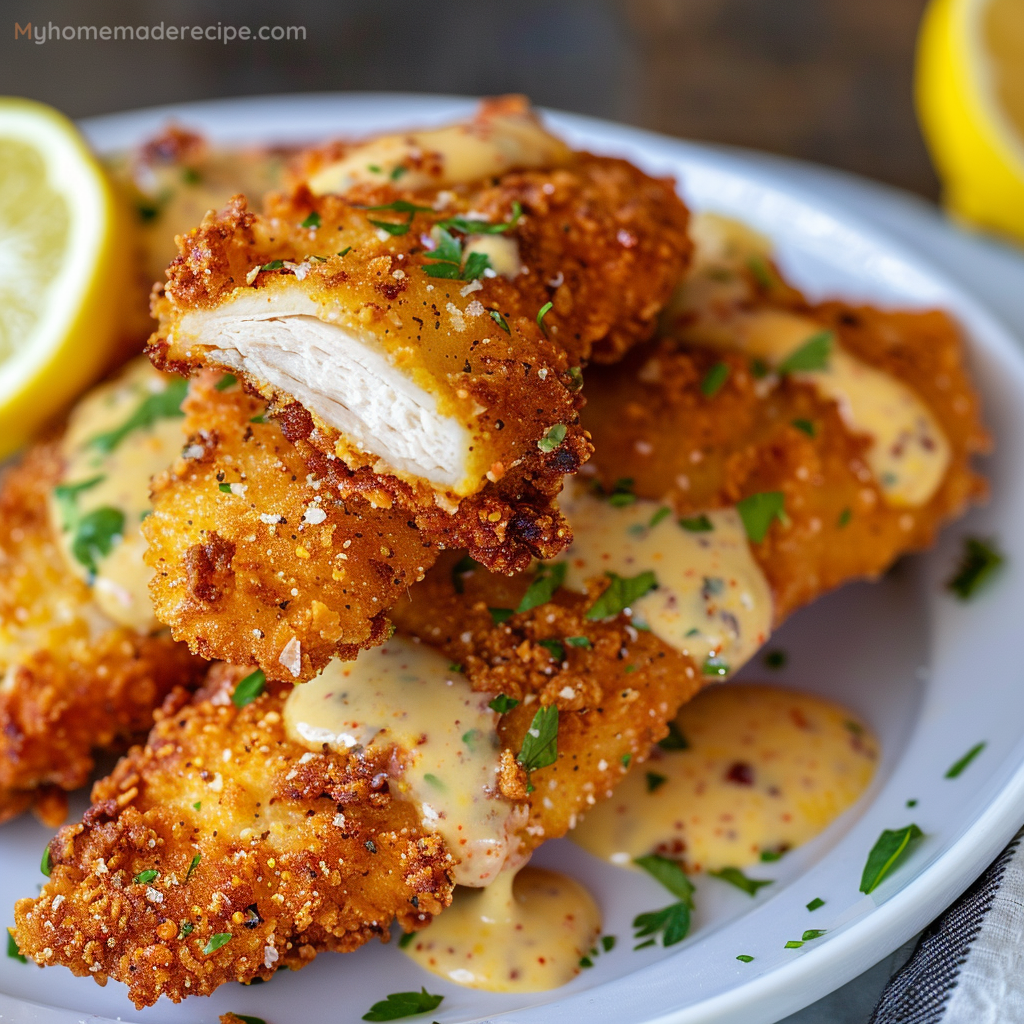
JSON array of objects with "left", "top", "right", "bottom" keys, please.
[
  {"left": 0, "top": 98, "right": 129, "bottom": 458},
  {"left": 916, "top": 0, "right": 1024, "bottom": 243}
]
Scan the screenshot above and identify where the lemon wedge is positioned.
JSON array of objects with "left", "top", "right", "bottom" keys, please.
[
  {"left": 0, "top": 98, "right": 129, "bottom": 459},
  {"left": 916, "top": 0, "right": 1024, "bottom": 243}
]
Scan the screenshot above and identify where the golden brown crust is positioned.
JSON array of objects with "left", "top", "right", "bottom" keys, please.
[
  {"left": 0, "top": 440, "right": 206, "bottom": 821},
  {"left": 14, "top": 668, "right": 453, "bottom": 1008},
  {"left": 581, "top": 302, "right": 988, "bottom": 622},
  {"left": 143, "top": 372, "right": 439, "bottom": 681}
]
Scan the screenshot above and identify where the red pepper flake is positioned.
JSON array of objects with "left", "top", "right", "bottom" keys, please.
[{"left": 725, "top": 761, "right": 755, "bottom": 786}]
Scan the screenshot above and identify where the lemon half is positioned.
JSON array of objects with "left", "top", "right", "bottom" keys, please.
[
  {"left": 0, "top": 98, "right": 128, "bottom": 458},
  {"left": 917, "top": 0, "right": 1024, "bottom": 243}
]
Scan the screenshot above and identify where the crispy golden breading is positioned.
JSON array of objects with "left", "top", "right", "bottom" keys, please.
[
  {"left": 15, "top": 596, "right": 698, "bottom": 1006},
  {"left": 147, "top": 103, "right": 689, "bottom": 569},
  {"left": 0, "top": 440, "right": 206, "bottom": 824},
  {"left": 14, "top": 666, "right": 453, "bottom": 1008},
  {"left": 144, "top": 371, "right": 440, "bottom": 680},
  {"left": 582, "top": 308, "right": 988, "bottom": 622}
]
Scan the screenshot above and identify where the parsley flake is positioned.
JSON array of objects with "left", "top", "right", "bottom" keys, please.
[
  {"left": 806, "top": 897, "right": 825, "bottom": 911},
  {"left": 185, "top": 853, "right": 201, "bottom": 881},
  {"left": 646, "top": 771, "right": 668, "bottom": 793},
  {"left": 397, "top": 930, "right": 415, "bottom": 948},
  {"left": 517, "top": 705, "right": 559, "bottom": 777},
  {"left": 658, "top": 721, "right": 688, "bottom": 751},
  {"left": 538, "top": 638, "right": 566, "bottom": 662},
  {"left": 6, "top": 932, "right": 25, "bottom": 963},
  {"left": 488, "top": 694, "right": 520, "bottom": 714},
  {"left": 635, "top": 854, "right": 694, "bottom": 902},
  {"left": 632, "top": 855, "right": 694, "bottom": 947},
  {"left": 300, "top": 211, "right": 321, "bottom": 229},
  {"left": 838, "top": 507, "right": 852, "bottom": 528},
  {"left": 231, "top": 669, "right": 266, "bottom": 709},
  {"left": 362, "top": 987, "right": 444, "bottom": 1021},
  {"left": 517, "top": 561, "right": 567, "bottom": 613},
  {"left": 760, "top": 849, "right": 784, "bottom": 862},
  {"left": 489, "top": 607, "right": 514, "bottom": 625},
  {"left": 764, "top": 650, "right": 787, "bottom": 670},
  {"left": 792, "top": 418, "right": 816, "bottom": 437},
  {"left": 701, "top": 361, "right": 730, "bottom": 398},
  {"left": 202, "top": 932, "right": 232, "bottom": 955},
  {"left": 709, "top": 867, "right": 773, "bottom": 896},
  {"left": 537, "top": 300, "right": 553, "bottom": 333},
  {"left": 785, "top": 940, "right": 804, "bottom": 949},
  {"left": 215, "top": 374, "right": 237, "bottom": 391},
  {"left": 565, "top": 635, "right": 592, "bottom": 649},
  {"left": 586, "top": 571, "right": 658, "bottom": 620},
  {"left": 537, "top": 423, "right": 567, "bottom": 452},
  {"left": 679, "top": 514, "right": 713, "bottom": 532},
  {"left": 802, "top": 929, "right": 827, "bottom": 941},
  {"left": 747, "top": 255, "right": 775, "bottom": 289},
  {"left": 737, "top": 491, "right": 786, "bottom": 543},
  {"left": 736, "top": 954, "right": 755, "bottom": 963},
  {"left": 860, "top": 824, "right": 923, "bottom": 894},
  {"left": 777, "top": 331, "right": 833, "bottom": 374},
  {"left": 945, "top": 741, "right": 986, "bottom": 779},
  {"left": 567, "top": 365, "right": 584, "bottom": 392},
  {"left": 259, "top": 259, "right": 285, "bottom": 271},
  {"left": 948, "top": 538, "right": 1004, "bottom": 600},
  {"left": 134, "top": 870, "right": 158, "bottom": 884},
  {"left": 89, "top": 378, "right": 188, "bottom": 454}
]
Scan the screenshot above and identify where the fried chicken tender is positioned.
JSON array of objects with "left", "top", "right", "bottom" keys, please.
[
  {"left": 14, "top": 665, "right": 453, "bottom": 1008},
  {"left": 148, "top": 98, "right": 689, "bottom": 570},
  {"left": 144, "top": 371, "right": 439, "bottom": 680},
  {"left": 582, "top": 283, "right": 988, "bottom": 622},
  {"left": 0, "top": 438, "right": 205, "bottom": 825},
  {"left": 16, "top": 594, "right": 699, "bottom": 1006}
]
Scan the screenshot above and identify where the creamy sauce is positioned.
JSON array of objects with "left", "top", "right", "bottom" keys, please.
[
  {"left": 402, "top": 865, "right": 601, "bottom": 992},
  {"left": 48, "top": 358, "right": 186, "bottom": 633},
  {"left": 560, "top": 482, "right": 773, "bottom": 676},
  {"left": 284, "top": 637, "right": 523, "bottom": 886},
  {"left": 668, "top": 213, "right": 951, "bottom": 507},
  {"left": 572, "top": 684, "right": 878, "bottom": 872},
  {"left": 307, "top": 109, "right": 571, "bottom": 195}
]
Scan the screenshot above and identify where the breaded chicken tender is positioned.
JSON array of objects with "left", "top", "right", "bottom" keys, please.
[
  {"left": 16, "top": 591, "right": 700, "bottom": 1006},
  {"left": 144, "top": 371, "right": 439, "bottom": 680},
  {"left": 0, "top": 438, "right": 204, "bottom": 825},
  {"left": 582, "top": 219, "right": 988, "bottom": 621},
  {"left": 148, "top": 98, "right": 689, "bottom": 570}
]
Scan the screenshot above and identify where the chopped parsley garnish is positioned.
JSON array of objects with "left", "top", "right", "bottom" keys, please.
[
  {"left": 658, "top": 721, "right": 688, "bottom": 751},
  {"left": 750, "top": 357, "right": 770, "bottom": 379},
  {"left": 586, "top": 571, "right": 658, "bottom": 620},
  {"left": 701, "top": 361, "right": 730, "bottom": 398},
  {"left": 186, "top": 853, "right": 201, "bottom": 881},
  {"left": 859, "top": 824, "right": 923, "bottom": 894},
  {"left": 231, "top": 669, "right": 266, "bottom": 709},
  {"left": 736, "top": 954, "right": 755, "bottom": 963},
  {"left": 362, "top": 987, "right": 444, "bottom": 1021},
  {"left": 488, "top": 694, "right": 519, "bottom": 714},
  {"left": 489, "top": 607, "right": 514, "bottom": 625},
  {"left": 802, "top": 929, "right": 827, "bottom": 941},
  {"left": 907, "top": 799, "right": 918, "bottom": 808},
  {"left": 838, "top": 507, "right": 852, "bottom": 528},
  {"left": 567, "top": 365, "right": 584, "bottom": 391},
  {"left": 178, "top": 921, "right": 194, "bottom": 939},
  {"left": 679, "top": 514, "right": 713, "bottom": 532},
  {"left": 806, "top": 897, "right": 825, "bottom": 911},
  {"left": 622, "top": 753, "right": 632, "bottom": 767},
  {"left": 701, "top": 655, "right": 729, "bottom": 678},
  {"left": 764, "top": 649, "right": 787, "bottom": 670},
  {"left": 202, "top": 932, "right": 232, "bottom": 955},
  {"left": 259, "top": 259, "right": 285, "bottom": 271},
  {"left": 537, "top": 423, "right": 567, "bottom": 452},
  {"left": 709, "top": 867, "right": 773, "bottom": 896},
  {"left": 448, "top": 663, "right": 463, "bottom": 673},
  {"left": 737, "top": 491, "right": 786, "bottom": 543},
  {"left": 423, "top": 773, "right": 445, "bottom": 790},
  {"left": 338, "top": 246, "right": 352, "bottom": 257},
  {"left": 215, "top": 374, "right": 237, "bottom": 391},
  {"left": 647, "top": 506, "right": 671, "bottom": 529},
  {"left": 230, "top": 1016, "right": 267, "bottom": 1024},
  {"left": 947, "top": 538, "right": 1004, "bottom": 600},
  {"left": 390, "top": 165, "right": 407, "bottom": 181},
  {"left": 489, "top": 308, "right": 511, "bottom": 332},
  {"left": 602, "top": 934, "right": 616, "bottom": 952},
  {"left": 361, "top": 199, "right": 432, "bottom": 237},
  {"left": 565, "top": 635, "right": 592, "bottom": 649},
  {"left": 58, "top": 500, "right": 125, "bottom": 576},
  {"left": 632, "top": 855, "right": 694, "bottom": 947},
  {"left": 134, "top": 869, "right": 159, "bottom": 884},
  {"left": 538, "top": 639, "right": 566, "bottom": 662},
  {"left": 450, "top": 553, "right": 480, "bottom": 593},
  {"left": 192, "top": 801, "right": 201, "bottom": 811},
  {"left": 747, "top": 255, "right": 775, "bottom": 289},
  {"left": 777, "top": 331, "right": 833, "bottom": 374},
  {"left": 785, "top": 940, "right": 804, "bottom": 949},
  {"left": 945, "top": 741, "right": 986, "bottom": 779},
  {"left": 646, "top": 771, "right": 668, "bottom": 793},
  {"left": 300, "top": 211, "right": 321, "bottom": 229},
  {"left": 517, "top": 561, "right": 567, "bottom": 613},
  {"left": 6, "top": 931, "right": 25, "bottom": 963},
  {"left": 760, "top": 849, "right": 783, "bottom": 862},
  {"left": 604, "top": 477, "right": 636, "bottom": 507},
  {"left": 421, "top": 225, "right": 492, "bottom": 279},
  {"left": 88, "top": 378, "right": 188, "bottom": 454},
  {"left": 397, "top": 930, "right": 415, "bottom": 948},
  {"left": 537, "top": 300, "right": 554, "bottom": 333},
  {"left": 792, "top": 418, "right": 816, "bottom": 437},
  {"left": 219, "top": 483, "right": 232, "bottom": 493},
  {"left": 517, "top": 705, "right": 559, "bottom": 781}
]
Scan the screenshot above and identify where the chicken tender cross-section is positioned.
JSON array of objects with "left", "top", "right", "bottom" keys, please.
[
  {"left": 143, "top": 371, "right": 440, "bottom": 680},
  {"left": 0, "top": 398, "right": 205, "bottom": 825},
  {"left": 148, "top": 99, "right": 689, "bottom": 568},
  {"left": 16, "top": 588, "right": 701, "bottom": 1006}
]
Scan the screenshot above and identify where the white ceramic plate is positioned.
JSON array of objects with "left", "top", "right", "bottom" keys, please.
[{"left": 2, "top": 94, "right": 1023, "bottom": 1024}]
